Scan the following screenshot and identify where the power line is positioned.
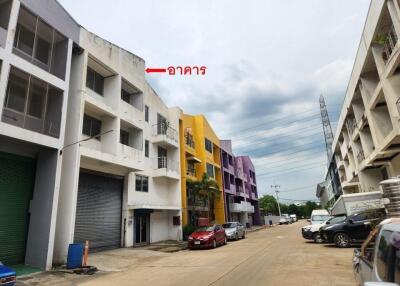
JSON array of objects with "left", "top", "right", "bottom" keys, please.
[
  {"left": 258, "top": 163, "right": 326, "bottom": 178},
  {"left": 256, "top": 159, "right": 326, "bottom": 174},
  {"left": 253, "top": 146, "right": 326, "bottom": 166}
]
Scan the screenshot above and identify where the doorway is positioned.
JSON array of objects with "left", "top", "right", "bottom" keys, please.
[{"left": 134, "top": 213, "right": 150, "bottom": 245}]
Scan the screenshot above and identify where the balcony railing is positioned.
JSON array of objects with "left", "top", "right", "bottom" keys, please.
[
  {"left": 154, "top": 156, "right": 179, "bottom": 172},
  {"left": 185, "top": 133, "right": 195, "bottom": 148},
  {"left": 346, "top": 118, "right": 357, "bottom": 136},
  {"left": 356, "top": 150, "right": 365, "bottom": 163},
  {"left": 152, "top": 123, "right": 178, "bottom": 143},
  {"left": 187, "top": 167, "right": 196, "bottom": 177},
  {"left": 382, "top": 25, "right": 398, "bottom": 63}
]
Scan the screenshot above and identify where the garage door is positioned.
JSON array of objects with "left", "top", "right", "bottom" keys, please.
[
  {"left": 74, "top": 172, "right": 123, "bottom": 251},
  {"left": 0, "top": 152, "right": 35, "bottom": 265}
]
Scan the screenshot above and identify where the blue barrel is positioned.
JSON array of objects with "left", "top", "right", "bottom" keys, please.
[{"left": 66, "top": 243, "right": 83, "bottom": 269}]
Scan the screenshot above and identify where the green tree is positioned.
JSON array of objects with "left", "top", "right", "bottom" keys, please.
[
  {"left": 288, "top": 204, "right": 299, "bottom": 216},
  {"left": 186, "top": 173, "right": 221, "bottom": 222},
  {"left": 259, "top": 195, "right": 279, "bottom": 215}
]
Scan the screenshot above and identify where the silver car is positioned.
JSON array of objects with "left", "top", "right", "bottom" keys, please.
[{"left": 223, "top": 222, "right": 246, "bottom": 240}]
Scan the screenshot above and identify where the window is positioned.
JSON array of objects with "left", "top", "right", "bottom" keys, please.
[
  {"left": 230, "top": 174, "right": 235, "bottom": 184},
  {"left": 135, "top": 175, "right": 148, "bottom": 192},
  {"left": 82, "top": 114, "right": 102, "bottom": 140},
  {"left": 205, "top": 138, "right": 213, "bottom": 153},
  {"left": 2, "top": 66, "right": 63, "bottom": 138},
  {"left": 86, "top": 67, "right": 104, "bottom": 95},
  {"left": 361, "top": 231, "right": 377, "bottom": 265},
  {"left": 206, "top": 163, "right": 214, "bottom": 178},
  {"left": 145, "top": 140, "right": 149, "bottom": 157},
  {"left": 377, "top": 230, "right": 394, "bottom": 282},
  {"left": 120, "top": 129, "right": 130, "bottom": 146},
  {"left": 13, "top": 6, "right": 68, "bottom": 79},
  {"left": 121, "top": 88, "right": 131, "bottom": 104},
  {"left": 145, "top": 105, "right": 149, "bottom": 122},
  {"left": 228, "top": 155, "right": 233, "bottom": 166}
]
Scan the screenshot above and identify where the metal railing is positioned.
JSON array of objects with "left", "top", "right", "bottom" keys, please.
[
  {"left": 154, "top": 156, "right": 179, "bottom": 172},
  {"left": 152, "top": 123, "right": 178, "bottom": 142},
  {"left": 382, "top": 25, "right": 398, "bottom": 63},
  {"left": 356, "top": 150, "right": 365, "bottom": 163},
  {"left": 187, "top": 167, "right": 196, "bottom": 177},
  {"left": 185, "top": 132, "right": 195, "bottom": 148},
  {"left": 346, "top": 118, "right": 357, "bottom": 136}
]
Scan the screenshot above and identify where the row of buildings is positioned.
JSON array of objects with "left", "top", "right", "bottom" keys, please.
[
  {"left": 0, "top": 0, "right": 260, "bottom": 270},
  {"left": 317, "top": 0, "right": 400, "bottom": 211}
]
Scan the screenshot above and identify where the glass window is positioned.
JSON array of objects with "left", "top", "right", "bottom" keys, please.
[
  {"left": 351, "top": 213, "right": 367, "bottom": 222},
  {"left": 362, "top": 231, "right": 377, "bottom": 265},
  {"left": 27, "top": 77, "right": 46, "bottom": 118},
  {"left": 207, "top": 163, "right": 214, "bottom": 178},
  {"left": 121, "top": 88, "right": 131, "bottom": 103},
  {"left": 329, "top": 215, "right": 346, "bottom": 224},
  {"left": 145, "top": 140, "right": 149, "bottom": 157},
  {"left": 205, "top": 138, "right": 213, "bottom": 153},
  {"left": 34, "top": 19, "right": 53, "bottom": 66},
  {"left": 136, "top": 175, "right": 149, "bottom": 192},
  {"left": 82, "top": 114, "right": 101, "bottom": 140},
  {"left": 120, "top": 129, "right": 130, "bottom": 146},
  {"left": 145, "top": 105, "right": 149, "bottom": 122},
  {"left": 86, "top": 67, "right": 104, "bottom": 95},
  {"left": 5, "top": 68, "right": 29, "bottom": 112},
  {"left": 377, "top": 230, "right": 394, "bottom": 282}
]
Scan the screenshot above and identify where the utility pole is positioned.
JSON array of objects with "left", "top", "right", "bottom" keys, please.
[{"left": 271, "top": 185, "right": 282, "bottom": 217}]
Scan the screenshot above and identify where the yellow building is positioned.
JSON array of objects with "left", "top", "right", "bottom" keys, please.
[{"left": 179, "top": 114, "right": 225, "bottom": 226}]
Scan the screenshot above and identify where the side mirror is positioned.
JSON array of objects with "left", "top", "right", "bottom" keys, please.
[
  {"left": 326, "top": 221, "right": 330, "bottom": 225},
  {"left": 349, "top": 219, "right": 354, "bottom": 224}
]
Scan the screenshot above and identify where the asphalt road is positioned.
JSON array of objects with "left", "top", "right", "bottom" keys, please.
[{"left": 79, "top": 220, "right": 357, "bottom": 286}]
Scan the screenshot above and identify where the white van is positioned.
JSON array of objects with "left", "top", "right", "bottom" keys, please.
[{"left": 309, "top": 209, "right": 330, "bottom": 225}]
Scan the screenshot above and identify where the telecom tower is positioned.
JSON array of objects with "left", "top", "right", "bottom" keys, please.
[{"left": 319, "top": 95, "right": 334, "bottom": 162}]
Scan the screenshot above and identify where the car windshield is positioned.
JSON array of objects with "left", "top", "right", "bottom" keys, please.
[
  {"left": 196, "top": 226, "right": 214, "bottom": 232},
  {"left": 328, "top": 215, "right": 346, "bottom": 224},
  {"left": 312, "top": 215, "right": 330, "bottom": 222},
  {"left": 222, "top": 223, "right": 236, "bottom": 228}
]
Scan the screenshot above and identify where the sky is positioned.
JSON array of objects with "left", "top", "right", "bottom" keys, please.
[{"left": 59, "top": 0, "right": 371, "bottom": 202}]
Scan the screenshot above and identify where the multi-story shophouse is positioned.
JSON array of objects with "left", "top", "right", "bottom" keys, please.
[
  {"left": 53, "top": 27, "right": 182, "bottom": 264},
  {"left": 179, "top": 114, "right": 225, "bottom": 226},
  {"left": 221, "top": 140, "right": 261, "bottom": 225},
  {"left": 332, "top": 0, "right": 400, "bottom": 200},
  {"left": 0, "top": 0, "right": 78, "bottom": 269}
]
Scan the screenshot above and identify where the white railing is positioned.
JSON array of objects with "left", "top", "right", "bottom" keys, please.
[
  {"left": 152, "top": 123, "right": 178, "bottom": 143},
  {"left": 230, "top": 201, "right": 254, "bottom": 213},
  {"left": 382, "top": 25, "right": 398, "bottom": 63},
  {"left": 153, "top": 156, "right": 179, "bottom": 172},
  {"left": 119, "top": 143, "right": 142, "bottom": 162}
]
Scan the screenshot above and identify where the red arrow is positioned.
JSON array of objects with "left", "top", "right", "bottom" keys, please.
[{"left": 145, "top": 68, "right": 166, "bottom": 73}]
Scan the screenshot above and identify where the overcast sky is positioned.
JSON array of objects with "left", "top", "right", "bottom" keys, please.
[{"left": 59, "top": 0, "right": 371, "bottom": 203}]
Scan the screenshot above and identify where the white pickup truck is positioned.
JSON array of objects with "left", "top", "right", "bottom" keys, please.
[
  {"left": 353, "top": 218, "right": 400, "bottom": 286},
  {"left": 301, "top": 214, "right": 346, "bottom": 243}
]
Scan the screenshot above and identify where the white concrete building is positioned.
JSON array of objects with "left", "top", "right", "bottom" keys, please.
[
  {"left": 333, "top": 0, "right": 400, "bottom": 195},
  {"left": 53, "top": 27, "right": 182, "bottom": 264},
  {"left": 0, "top": 0, "right": 78, "bottom": 269}
]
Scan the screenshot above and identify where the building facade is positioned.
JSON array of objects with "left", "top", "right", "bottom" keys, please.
[
  {"left": 332, "top": 0, "right": 400, "bottom": 198},
  {"left": 179, "top": 114, "right": 225, "bottom": 226},
  {"left": 221, "top": 140, "right": 261, "bottom": 226},
  {"left": 53, "top": 28, "right": 182, "bottom": 264},
  {"left": 0, "top": 0, "right": 78, "bottom": 269}
]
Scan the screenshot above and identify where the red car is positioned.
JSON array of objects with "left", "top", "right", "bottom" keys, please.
[{"left": 188, "top": 224, "right": 227, "bottom": 249}]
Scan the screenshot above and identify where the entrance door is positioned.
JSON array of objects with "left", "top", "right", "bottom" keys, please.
[
  {"left": 0, "top": 152, "right": 35, "bottom": 265},
  {"left": 135, "top": 214, "right": 150, "bottom": 245}
]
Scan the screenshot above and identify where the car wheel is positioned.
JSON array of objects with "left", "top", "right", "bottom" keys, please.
[
  {"left": 224, "top": 236, "right": 227, "bottom": 245},
  {"left": 212, "top": 239, "right": 217, "bottom": 249},
  {"left": 334, "top": 233, "right": 350, "bottom": 248},
  {"left": 313, "top": 232, "right": 323, "bottom": 243},
  {"left": 235, "top": 233, "right": 239, "bottom": 241}
]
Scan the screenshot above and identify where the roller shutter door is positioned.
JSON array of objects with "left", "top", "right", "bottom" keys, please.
[
  {"left": 74, "top": 172, "right": 123, "bottom": 251},
  {"left": 0, "top": 152, "right": 35, "bottom": 265}
]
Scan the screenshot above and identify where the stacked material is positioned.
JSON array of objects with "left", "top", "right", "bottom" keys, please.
[{"left": 380, "top": 177, "right": 400, "bottom": 217}]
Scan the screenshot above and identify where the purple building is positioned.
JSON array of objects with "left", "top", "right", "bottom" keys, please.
[{"left": 220, "top": 140, "right": 261, "bottom": 226}]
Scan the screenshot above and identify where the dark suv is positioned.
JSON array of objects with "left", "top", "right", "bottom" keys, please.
[{"left": 319, "top": 209, "right": 386, "bottom": 248}]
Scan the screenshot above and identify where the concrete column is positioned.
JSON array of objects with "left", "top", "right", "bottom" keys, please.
[{"left": 388, "top": 0, "right": 400, "bottom": 38}]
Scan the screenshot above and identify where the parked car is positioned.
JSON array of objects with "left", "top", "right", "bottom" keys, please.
[
  {"left": 222, "top": 222, "right": 246, "bottom": 240},
  {"left": 187, "top": 224, "right": 227, "bottom": 249},
  {"left": 302, "top": 214, "right": 346, "bottom": 243},
  {"left": 353, "top": 218, "right": 400, "bottom": 286},
  {"left": 309, "top": 209, "right": 330, "bottom": 225},
  {"left": 290, "top": 214, "right": 297, "bottom": 222},
  {"left": 320, "top": 209, "right": 386, "bottom": 248},
  {"left": 279, "top": 217, "right": 290, "bottom": 225},
  {"left": 0, "top": 263, "right": 16, "bottom": 286}
]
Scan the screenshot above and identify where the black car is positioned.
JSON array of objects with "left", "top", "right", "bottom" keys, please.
[{"left": 319, "top": 209, "right": 386, "bottom": 248}]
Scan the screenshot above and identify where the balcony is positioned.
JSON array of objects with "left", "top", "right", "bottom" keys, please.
[
  {"left": 382, "top": 25, "right": 398, "bottom": 64},
  {"left": 356, "top": 150, "right": 365, "bottom": 164},
  {"left": 346, "top": 118, "right": 357, "bottom": 138},
  {"left": 118, "top": 143, "right": 144, "bottom": 170},
  {"left": 120, "top": 100, "right": 143, "bottom": 130},
  {"left": 186, "top": 167, "right": 196, "bottom": 178},
  {"left": 151, "top": 123, "right": 179, "bottom": 148},
  {"left": 153, "top": 157, "right": 179, "bottom": 180},
  {"left": 185, "top": 132, "right": 195, "bottom": 149},
  {"left": 230, "top": 201, "right": 254, "bottom": 213}
]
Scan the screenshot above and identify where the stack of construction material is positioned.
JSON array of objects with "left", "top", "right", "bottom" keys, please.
[{"left": 380, "top": 177, "right": 400, "bottom": 217}]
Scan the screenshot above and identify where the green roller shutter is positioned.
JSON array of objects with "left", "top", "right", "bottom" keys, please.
[{"left": 0, "top": 152, "right": 36, "bottom": 265}]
